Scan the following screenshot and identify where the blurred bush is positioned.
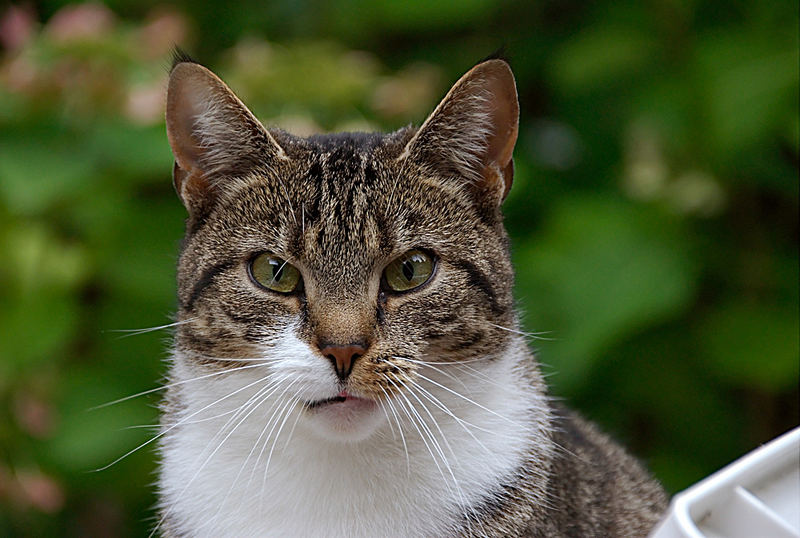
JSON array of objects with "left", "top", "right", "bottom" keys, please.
[{"left": 0, "top": 1, "right": 797, "bottom": 535}]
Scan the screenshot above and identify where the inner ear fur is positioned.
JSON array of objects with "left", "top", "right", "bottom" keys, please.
[
  {"left": 401, "top": 59, "right": 519, "bottom": 203},
  {"left": 166, "top": 61, "right": 285, "bottom": 215}
]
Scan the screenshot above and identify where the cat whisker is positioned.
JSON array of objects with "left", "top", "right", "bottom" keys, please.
[
  {"left": 377, "top": 397, "right": 398, "bottom": 443},
  {"left": 258, "top": 391, "right": 304, "bottom": 506},
  {"left": 89, "top": 361, "right": 272, "bottom": 410},
  {"left": 405, "top": 379, "right": 498, "bottom": 439},
  {"left": 193, "top": 355, "right": 282, "bottom": 363},
  {"left": 105, "top": 317, "right": 198, "bottom": 338},
  {"left": 412, "top": 357, "right": 515, "bottom": 394},
  {"left": 198, "top": 373, "right": 294, "bottom": 464},
  {"left": 488, "top": 322, "right": 555, "bottom": 341},
  {"left": 386, "top": 378, "right": 452, "bottom": 492},
  {"left": 155, "top": 374, "right": 296, "bottom": 536},
  {"left": 393, "top": 356, "right": 471, "bottom": 392},
  {"left": 280, "top": 400, "right": 304, "bottom": 452},
  {"left": 398, "top": 378, "right": 467, "bottom": 475},
  {"left": 414, "top": 372, "right": 528, "bottom": 430},
  {"left": 456, "top": 363, "right": 515, "bottom": 392},
  {"left": 249, "top": 380, "right": 302, "bottom": 486},
  {"left": 210, "top": 382, "right": 303, "bottom": 530},
  {"left": 267, "top": 258, "right": 291, "bottom": 289},
  {"left": 384, "top": 376, "right": 463, "bottom": 501},
  {"left": 253, "top": 382, "right": 306, "bottom": 515},
  {"left": 396, "top": 355, "right": 497, "bottom": 366},
  {"left": 388, "top": 376, "right": 484, "bottom": 535},
  {"left": 378, "top": 384, "right": 410, "bottom": 476},
  {"left": 156, "top": 407, "right": 240, "bottom": 428},
  {"left": 121, "top": 424, "right": 159, "bottom": 430},
  {"left": 94, "top": 372, "right": 276, "bottom": 472}
]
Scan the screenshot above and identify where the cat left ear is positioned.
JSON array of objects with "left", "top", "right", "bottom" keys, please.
[
  {"left": 166, "top": 60, "right": 286, "bottom": 216},
  {"left": 400, "top": 59, "right": 519, "bottom": 203}
]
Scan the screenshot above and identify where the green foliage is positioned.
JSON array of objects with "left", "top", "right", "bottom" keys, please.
[
  {"left": 514, "top": 197, "right": 697, "bottom": 391},
  {"left": 0, "top": 1, "right": 797, "bottom": 535}
]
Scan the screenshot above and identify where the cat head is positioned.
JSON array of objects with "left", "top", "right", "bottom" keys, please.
[{"left": 166, "top": 57, "right": 520, "bottom": 441}]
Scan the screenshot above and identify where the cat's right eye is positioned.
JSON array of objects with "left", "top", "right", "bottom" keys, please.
[{"left": 249, "top": 253, "right": 302, "bottom": 294}]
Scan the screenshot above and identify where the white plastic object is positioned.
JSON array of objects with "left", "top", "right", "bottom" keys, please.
[{"left": 650, "top": 426, "right": 800, "bottom": 538}]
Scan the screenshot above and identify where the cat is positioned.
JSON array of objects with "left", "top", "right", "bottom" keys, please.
[{"left": 158, "top": 52, "right": 668, "bottom": 537}]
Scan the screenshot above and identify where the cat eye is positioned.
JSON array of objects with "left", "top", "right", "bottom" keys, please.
[
  {"left": 249, "top": 253, "right": 302, "bottom": 294},
  {"left": 382, "top": 249, "right": 435, "bottom": 293}
]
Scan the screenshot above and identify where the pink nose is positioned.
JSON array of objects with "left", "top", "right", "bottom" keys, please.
[{"left": 319, "top": 343, "right": 366, "bottom": 381}]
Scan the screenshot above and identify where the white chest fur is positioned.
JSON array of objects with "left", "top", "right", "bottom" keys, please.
[{"left": 158, "top": 341, "right": 548, "bottom": 537}]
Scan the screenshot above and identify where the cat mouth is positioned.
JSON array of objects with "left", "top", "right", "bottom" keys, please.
[
  {"left": 302, "top": 390, "right": 382, "bottom": 440},
  {"left": 306, "top": 391, "right": 369, "bottom": 409}
]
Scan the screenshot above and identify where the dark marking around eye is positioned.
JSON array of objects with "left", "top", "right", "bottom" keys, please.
[
  {"left": 376, "top": 303, "right": 386, "bottom": 326},
  {"left": 220, "top": 303, "right": 262, "bottom": 324},
  {"left": 450, "top": 259, "right": 505, "bottom": 315},
  {"left": 185, "top": 260, "right": 234, "bottom": 310}
]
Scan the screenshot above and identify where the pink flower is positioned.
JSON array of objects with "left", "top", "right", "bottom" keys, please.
[
  {"left": 45, "top": 2, "right": 114, "bottom": 44},
  {"left": 0, "top": 5, "right": 37, "bottom": 51}
]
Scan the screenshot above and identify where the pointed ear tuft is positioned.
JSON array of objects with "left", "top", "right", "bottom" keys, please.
[
  {"left": 401, "top": 59, "right": 519, "bottom": 203},
  {"left": 170, "top": 47, "right": 197, "bottom": 71},
  {"left": 165, "top": 62, "right": 285, "bottom": 215}
]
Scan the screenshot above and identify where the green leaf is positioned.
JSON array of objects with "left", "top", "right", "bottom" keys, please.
[
  {"left": 515, "top": 196, "right": 696, "bottom": 391},
  {"left": 0, "top": 292, "right": 77, "bottom": 370},
  {"left": 550, "top": 26, "right": 656, "bottom": 93},
  {"left": 699, "top": 303, "right": 799, "bottom": 391},
  {"left": 0, "top": 130, "right": 96, "bottom": 215},
  {"left": 45, "top": 367, "right": 157, "bottom": 474},
  {"left": 695, "top": 35, "right": 798, "bottom": 159}
]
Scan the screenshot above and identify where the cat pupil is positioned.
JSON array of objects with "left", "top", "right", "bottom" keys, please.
[
  {"left": 273, "top": 262, "right": 284, "bottom": 282},
  {"left": 402, "top": 261, "right": 415, "bottom": 281}
]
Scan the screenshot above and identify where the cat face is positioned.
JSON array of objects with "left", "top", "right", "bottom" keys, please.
[{"left": 166, "top": 58, "right": 520, "bottom": 441}]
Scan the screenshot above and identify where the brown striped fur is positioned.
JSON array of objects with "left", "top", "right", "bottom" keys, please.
[{"left": 159, "top": 56, "right": 667, "bottom": 536}]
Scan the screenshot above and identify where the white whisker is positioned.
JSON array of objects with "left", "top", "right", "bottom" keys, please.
[
  {"left": 488, "top": 322, "right": 554, "bottom": 341},
  {"left": 94, "top": 372, "right": 274, "bottom": 472},
  {"left": 384, "top": 376, "right": 456, "bottom": 497},
  {"left": 89, "top": 361, "right": 272, "bottom": 411},
  {"left": 105, "top": 318, "right": 197, "bottom": 338},
  {"left": 209, "top": 382, "right": 302, "bottom": 531},
  {"left": 388, "top": 376, "right": 482, "bottom": 534},
  {"left": 379, "top": 385, "right": 410, "bottom": 476},
  {"left": 414, "top": 372, "right": 527, "bottom": 429},
  {"left": 155, "top": 373, "right": 292, "bottom": 536}
]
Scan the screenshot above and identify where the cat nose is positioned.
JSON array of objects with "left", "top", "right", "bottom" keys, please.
[{"left": 318, "top": 342, "right": 366, "bottom": 381}]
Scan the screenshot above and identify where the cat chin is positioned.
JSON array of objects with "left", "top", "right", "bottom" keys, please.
[{"left": 304, "top": 396, "right": 384, "bottom": 442}]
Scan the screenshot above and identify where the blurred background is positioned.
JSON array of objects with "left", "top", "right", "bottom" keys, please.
[{"left": 0, "top": 1, "right": 797, "bottom": 535}]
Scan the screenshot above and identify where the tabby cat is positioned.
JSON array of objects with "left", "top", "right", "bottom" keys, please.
[{"left": 158, "top": 54, "right": 667, "bottom": 537}]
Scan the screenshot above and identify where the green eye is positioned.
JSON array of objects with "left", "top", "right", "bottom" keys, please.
[
  {"left": 383, "top": 249, "right": 435, "bottom": 292},
  {"left": 249, "top": 253, "right": 302, "bottom": 293}
]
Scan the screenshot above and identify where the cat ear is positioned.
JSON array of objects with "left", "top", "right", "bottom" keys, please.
[
  {"left": 400, "top": 59, "right": 519, "bottom": 203},
  {"left": 166, "top": 60, "right": 286, "bottom": 215}
]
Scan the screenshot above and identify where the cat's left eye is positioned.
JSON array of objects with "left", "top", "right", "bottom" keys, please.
[
  {"left": 382, "top": 249, "right": 435, "bottom": 293},
  {"left": 249, "top": 253, "right": 302, "bottom": 294}
]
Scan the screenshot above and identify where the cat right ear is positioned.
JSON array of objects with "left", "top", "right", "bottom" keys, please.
[
  {"left": 400, "top": 59, "right": 519, "bottom": 204},
  {"left": 166, "top": 60, "right": 286, "bottom": 216}
]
